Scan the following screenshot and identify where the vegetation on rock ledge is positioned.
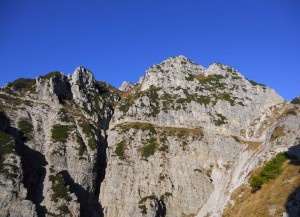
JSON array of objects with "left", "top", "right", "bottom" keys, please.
[{"left": 51, "top": 125, "right": 72, "bottom": 143}]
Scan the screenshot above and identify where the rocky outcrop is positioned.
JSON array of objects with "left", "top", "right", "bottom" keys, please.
[
  {"left": 0, "top": 55, "right": 298, "bottom": 217},
  {"left": 119, "top": 81, "right": 134, "bottom": 92},
  {"left": 0, "top": 68, "right": 118, "bottom": 216}
]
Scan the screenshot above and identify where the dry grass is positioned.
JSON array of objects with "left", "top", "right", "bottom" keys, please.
[
  {"left": 119, "top": 83, "right": 141, "bottom": 99},
  {"left": 244, "top": 141, "right": 262, "bottom": 150},
  {"left": 222, "top": 160, "right": 300, "bottom": 217},
  {"left": 270, "top": 125, "right": 286, "bottom": 142},
  {"left": 232, "top": 136, "right": 262, "bottom": 150},
  {"left": 194, "top": 74, "right": 207, "bottom": 81},
  {"left": 115, "top": 122, "right": 204, "bottom": 139}
]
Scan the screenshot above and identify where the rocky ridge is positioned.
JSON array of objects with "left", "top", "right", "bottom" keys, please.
[{"left": 0, "top": 55, "right": 299, "bottom": 217}]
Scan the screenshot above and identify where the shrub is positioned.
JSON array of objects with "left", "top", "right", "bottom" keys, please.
[
  {"left": 18, "top": 119, "right": 33, "bottom": 141},
  {"left": 286, "top": 110, "right": 297, "bottom": 116},
  {"left": 138, "top": 195, "right": 156, "bottom": 204},
  {"left": 213, "top": 113, "right": 227, "bottom": 126},
  {"left": 185, "top": 74, "right": 195, "bottom": 81},
  {"left": 247, "top": 79, "right": 266, "bottom": 88},
  {"left": 115, "top": 141, "right": 126, "bottom": 159},
  {"left": 80, "top": 123, "right": 96, "bottom": 150},
  {"left": 49, "top": 174, "right": 72, "bottom": 202},
  {"left": 144, "top": 124, "right": 156, "bottom": 134},
  {"left": 270, "top": 125, "right": 285, "bottom": 142},
  {"left": 250, "top": 153, "right": 286, "bottom": 192},
  {"left": 58, "top": 108, "right": 69, "bottom": 122},
  {"left": 291, "top": 97, "right": 300, "bottom": 105},
  {"left": 140, "top": 138, "right": 157, "bottom": 159},
  {"left": 0, "top": 130, "right": 17, "bottom": 179},
  {"left": 138, "top": 205, "right": 147, "bottom": 214},
  {"left": 41, "top": 71, "right": 61, "bottom": 79},
  {"left": 58, "top": 204, "right": 70, "bottom": 214},
  {"left": 6, "top": 78, "right": 36, "bottom": 92},
  {"left": 76, "top": 134, "right": 86, "bottom": 157},
  {"left": 160, "top": 192, "right": 173, "bottom": 201}
]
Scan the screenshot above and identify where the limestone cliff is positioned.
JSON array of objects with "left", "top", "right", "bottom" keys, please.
[
  {"left": 0, "top": 56, "right": 299, "bottom": 217},
  {"left": 0, "top": 68, "right": 118, "bottom": 216}
]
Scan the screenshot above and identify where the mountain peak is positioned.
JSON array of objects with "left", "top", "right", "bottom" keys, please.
[{"left": 71, "top": 66, "right": 96, "bottom": 89}]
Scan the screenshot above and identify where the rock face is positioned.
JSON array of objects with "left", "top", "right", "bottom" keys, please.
[
  {"left": 119, "top": 81, "right": 134, "bottom": 92},
  {"left": 0, "top": 68, "right": 118, "bottom": 216},
  {"left": 100, "top": 56, "right": 294, "bottom": 217},
  {"left": 0, "top": 55, "right": 299, "bottom": 217}
]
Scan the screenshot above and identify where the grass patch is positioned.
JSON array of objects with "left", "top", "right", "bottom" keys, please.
[
  {"left": 117, "top": 122, "right": 156, "bottom": 134},
  {"left": 223, "top": 158, "right": 300, "bottom": 217},
  {"left": 51, "top": 125, "right": 72, "bottom": 143},
  {"left": 250, "top": 153, "right": 286, "bottom": 192},
  {"left": 115, "top": 122, "right": 204, "bottom": 140}
]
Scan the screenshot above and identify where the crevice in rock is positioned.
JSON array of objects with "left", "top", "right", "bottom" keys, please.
[
  {"left": 155, "top": 199, "right": 167, "bottom": 217},
  {"left": 93, "top": 131, "right": 108, "bottom": 217},
  {"left": 12, "top": 129, "right": 47, "bottom": 216},
  {"left": 57, "top": 131, "right": 108, "bottom": 217},
  {"left": 58, "top": 170, "right": 102, "bottom": 216},
  {"left": 2, "top": 114, "right": 48, "bottom": 217}
]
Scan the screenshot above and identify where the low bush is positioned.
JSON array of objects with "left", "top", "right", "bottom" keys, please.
[
  {"left": 18, "top": 119, "right": 33, "bottom": 141},
  {"left": 291, "top": 97, "right": 300, "bottom": 105},
  {"left": 49, "top": 174, "right": 72, "bottom": 202},
  {"left": 115, "top": 140, "right": 126, "bottom": 159},
  {"left": 140, "top": 138, "right": 157, "bottom": 158},
  {"left": 250, "top": 153, "right": 286, "bottom": 192},
  {"left": 6, "top": 78, "right": 36, "bottom": 92},
  {"left": 0, "top": 130, "right": 17, "bottom": 179},
  {"left": 76, "top": 134, "right": 86, "bottom": 157},
  {"left": 41, "top": 71, "right": 61, "bottom": 79},
  {"left": 80, "top": 123, "right": 96, "bottom": 150}
]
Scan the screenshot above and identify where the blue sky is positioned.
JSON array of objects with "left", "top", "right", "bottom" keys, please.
[{"left": 0, "top": 0, "right": 299, "bottom": 100}]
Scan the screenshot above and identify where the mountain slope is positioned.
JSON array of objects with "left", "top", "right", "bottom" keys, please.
[
  {"left": 99, "top": 56, "right": 295, "bottom": 217},
  {"left": 0, "top": 56, "right": 299, "bottom": 217}
]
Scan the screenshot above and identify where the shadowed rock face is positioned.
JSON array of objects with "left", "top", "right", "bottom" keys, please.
[{"left": 0, "top": 56, "right": 299, "bottom": 217}]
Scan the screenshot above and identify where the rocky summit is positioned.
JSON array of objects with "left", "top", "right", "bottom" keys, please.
[{"left": 0, "top": 56, "right": 299, "bottom": 217}]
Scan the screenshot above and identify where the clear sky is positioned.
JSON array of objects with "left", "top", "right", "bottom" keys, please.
[{"left": 0, "top": 0, "right": 299, "bottom": 100}]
